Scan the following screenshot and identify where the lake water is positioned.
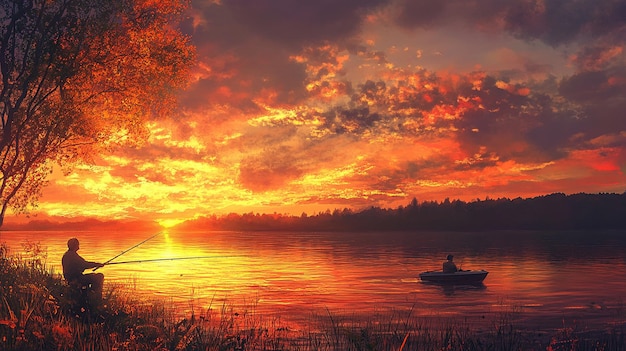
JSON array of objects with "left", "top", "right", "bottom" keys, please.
[{"left": 1, "top": 229, "right": 626, "bottom": 333}]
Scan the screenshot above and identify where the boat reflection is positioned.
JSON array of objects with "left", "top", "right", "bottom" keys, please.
[{"left": 421, "top": 281, "right": 487, "bottom": 296}]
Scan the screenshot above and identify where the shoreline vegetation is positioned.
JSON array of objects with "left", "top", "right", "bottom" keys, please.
[
  {"left": 1, "top": 243, "right": 625, "bottom": 350},
  {"left": 3, "top": 192, "right": 626, "bottom": 232}
]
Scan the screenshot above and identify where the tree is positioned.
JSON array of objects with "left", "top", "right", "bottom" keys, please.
[{"left": 0, "top": 0, "right": 195, "bottom": 225}]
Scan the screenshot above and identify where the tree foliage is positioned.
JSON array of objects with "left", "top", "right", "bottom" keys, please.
[{"left": 0, "top": 0, "right": 195, "bottom": 225}]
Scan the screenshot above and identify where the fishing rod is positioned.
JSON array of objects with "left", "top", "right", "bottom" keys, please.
[
  {"left": 93, "top": 231, "right": 162, "bottom": 271},
  {"left": 102, "top": 256, "right": 243, "bottom": 266}
]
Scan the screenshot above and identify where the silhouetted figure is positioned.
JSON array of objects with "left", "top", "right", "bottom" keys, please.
[
  {"left": 62, "top": 238, "right": 105, "bottom": 305},
  {"left": 443, "top": 254, "right": 458, "bottom": 273}
]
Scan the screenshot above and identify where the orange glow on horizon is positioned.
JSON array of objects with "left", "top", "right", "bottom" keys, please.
[{"left": 158, "top": 219, "right": 186, "bottom": 228}]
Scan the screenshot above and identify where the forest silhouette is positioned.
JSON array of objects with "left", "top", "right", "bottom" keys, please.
[
  {"left": 177, "top": 192, "right": 626, "bottom": 232},
  {"left": 4, "top": 192, "right": 625, "bottom": 232}
]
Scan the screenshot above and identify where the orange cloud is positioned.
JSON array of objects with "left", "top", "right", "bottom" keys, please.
[{"left": 7, "top": 0, "right": 626, "bottom": 226}]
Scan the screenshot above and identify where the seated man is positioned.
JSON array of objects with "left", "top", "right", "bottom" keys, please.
[
  {"left": 62, "top": 238, "right": 105, "bottom": 304},
  {"left": 442, "top": 254, "right": 458, "bottom": 273}
]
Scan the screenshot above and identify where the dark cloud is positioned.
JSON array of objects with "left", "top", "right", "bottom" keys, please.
[
  {"left": 560, "top": 65, "right": 626, "bottom": 104},
  {"left": 394, "top": 0, "right": 447, "bottom": 28},
  {"left": 223, "top": 0, "right": 388, "bottom": 47},
  {"left": 571, "top": 45, "right": 624, "bottom": 72},
  {"left": 313, "top": 74, "right": 453, "bottom": 138},
  {"left": 320, "top": 106, "right": 381, "bottom": 135},
  {"left": 391, "top": 0, "right": 508, "bottom": 31},
  {"left": 504, "top": 0, "right": 626, "bottom": 45},
  {"left": 182, "top": 0, "right": 396, "bottom": 112},
  {"left": 389, "top": 157, "right": 452, "bottom": 181},
  {"left": 559, "top": 70, "right": 617, "bottom": 102},
  {"left": 452, "top": 64, "right": 626, "bottom": 164},
  {"left": 524, "top": 104, "right": 581, "bottom": 161},
  {"left": 392, "top": 0, "right": 626, "bottom": 46},
  {"left": 181, "top": 1, "right": 315, "bottom": 111},
  {"left": 453, "top": 76, "right": 553, "bottom": 161},
  {"left": 311, "top": 69, "right": 605, "bottom": 166},
  {"left": 558, "top": 65, "right": 626, "bottom": 143},
  {"left": 584, "top": 96, "right": 626, "bottom": 133}
]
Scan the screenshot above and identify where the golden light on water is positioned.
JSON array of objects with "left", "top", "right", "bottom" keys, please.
[{"left": 3, "top": 229, "right": 626, "bottom": 334}]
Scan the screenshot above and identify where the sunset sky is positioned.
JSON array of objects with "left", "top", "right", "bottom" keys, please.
[{"left": 10, "top": 0, "right": 626, "bottom": 227}]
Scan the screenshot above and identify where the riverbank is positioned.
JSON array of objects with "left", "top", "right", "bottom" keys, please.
[{"left": 1, "top": 243, "right": 625, "bottom": 350}]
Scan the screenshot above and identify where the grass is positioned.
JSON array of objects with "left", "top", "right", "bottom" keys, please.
[{"left": 1, "top": 242, "right": 625, "bottom": 350}]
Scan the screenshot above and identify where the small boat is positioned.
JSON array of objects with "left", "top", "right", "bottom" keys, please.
[{"left": 419, "top": 270, "right": 488, "bottom": 284}]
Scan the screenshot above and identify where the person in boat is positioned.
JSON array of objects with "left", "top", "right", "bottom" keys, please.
[
  {"left": 442, "top": 254, "right": 458, "bottom": 273},
  {"left": 62, "top": 238, "right": 105, "bottom": 303}
]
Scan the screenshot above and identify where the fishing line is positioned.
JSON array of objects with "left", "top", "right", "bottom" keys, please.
[
  {"left": 93, "top": 231, "right": 162, "bottom": 271},
  {"left": 102, "top": 256, "right": 243, "bottom": 266}
]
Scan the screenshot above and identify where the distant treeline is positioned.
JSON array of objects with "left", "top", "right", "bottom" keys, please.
[{"left": 176, "top": 192, "right": 626, "bottom": 232}]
